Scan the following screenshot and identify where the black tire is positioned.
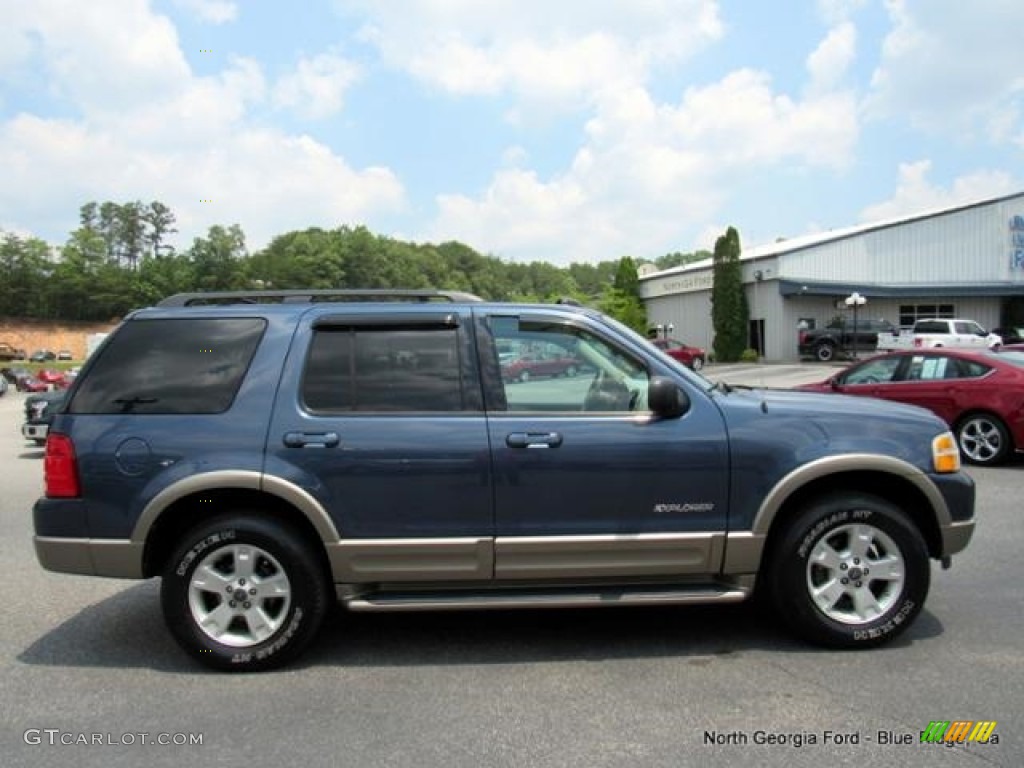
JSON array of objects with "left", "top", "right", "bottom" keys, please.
[
  {"left": 766, "top": 493, "right": 929, "bottom": 648},
  {"left": 161, "top": 515, "right": 330, "bottom": 672},
  {"left": 815, "top": 343, "right": 836, "bottom": 362},
  {"left": 565, "top": 365, "right": 577, "bottom": 378},
  {"left": 691, "top": 356, "right": 705, "bottom": 372},
  {"left": 519, "top": 370, "right": 531, "bottom": 383},
  {"left": 955, "top": 412, "right": 1011, "bottom": 466}
]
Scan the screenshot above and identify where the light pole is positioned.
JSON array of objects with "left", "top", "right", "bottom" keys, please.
[{"left": 844, "top": 292, "right": 867, "bottom": 360}]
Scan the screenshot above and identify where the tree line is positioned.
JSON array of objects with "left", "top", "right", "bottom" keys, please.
[{"left": 1, "top": 200, "right": 718, "bottom": 333}]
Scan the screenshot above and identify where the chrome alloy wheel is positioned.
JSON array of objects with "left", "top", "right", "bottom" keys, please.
[
  {"left": 958, "top": 415, "right": 1005, "bottom": 464},
  {"left": 805, "top": 523, "right": 905, "bottom": 625},
  {"left": 187, "top": 544, "right": 292, "bottom": 647}
]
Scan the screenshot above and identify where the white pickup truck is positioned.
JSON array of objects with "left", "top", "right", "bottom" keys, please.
[{"left": 876, "top": 318, "right": 1003, "bottom": 351}]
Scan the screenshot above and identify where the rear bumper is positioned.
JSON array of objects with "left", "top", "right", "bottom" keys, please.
[{"left": 34, "top": 536, "right": 143, "bottom": 578}]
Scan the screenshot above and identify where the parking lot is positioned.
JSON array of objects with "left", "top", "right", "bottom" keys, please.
[{"left": 0, "top": 373, "right": 1021, "bottom": 768}]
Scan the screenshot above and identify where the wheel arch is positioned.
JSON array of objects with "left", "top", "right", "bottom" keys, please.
[
  {"left": 136, "top": 472, "right": 338, "bottom": 579},
  {"left": 753, "top": 457, "right": 949, "bottom": 563}
]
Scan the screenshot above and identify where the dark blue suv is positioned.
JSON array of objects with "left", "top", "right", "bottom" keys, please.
[{"left": 33, "top": 290, "right": 976, "bottom": 671}]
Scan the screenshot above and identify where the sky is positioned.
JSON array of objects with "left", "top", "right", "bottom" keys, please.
[{"left": 1, "top": 0, "right": 1023, "bottom": 265}]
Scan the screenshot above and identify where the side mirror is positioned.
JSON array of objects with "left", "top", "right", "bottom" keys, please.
[
  {"left": 830, "top": 377, "right": 841, "bottom": 390},
  {"left": 648, "top": 376, "right": 689, "bottom": 419}
]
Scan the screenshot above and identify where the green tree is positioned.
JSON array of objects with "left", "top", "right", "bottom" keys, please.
[
  {"left": 0, "top": 232, "right": 53, "bottom": 317},
  {"left": 710, "top": 227, "right": 749, "bottom": 362},
  {"left": 144, "top": 201, "right": 178, "bottom": 257},
  {"left": 599, "top": 257, "right": 647, "bottom": 333}
]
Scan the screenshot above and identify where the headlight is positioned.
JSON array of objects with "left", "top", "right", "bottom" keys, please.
[{"left": 932, "top": 431, "right": 961, "bottom": 473}]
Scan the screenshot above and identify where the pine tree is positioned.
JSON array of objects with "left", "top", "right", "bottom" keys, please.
[{"left": 710, "top": 227, "right": 749, "bottom": 362}]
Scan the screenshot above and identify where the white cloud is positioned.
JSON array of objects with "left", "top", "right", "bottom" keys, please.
[
  {"left": 427, "top": 68, "right": 860, "bottom": 263},
  {"left": 868, "top": 0, "right": 1024, "bottom": 142},
  {"left": 860, "top": 160, "right": 1018, "bottom": 222},
  {"left": 806, "top": 22, "right": 856, "bottom": 94},
  {"left": 4, "top": 1, "right": 190, "bottom": 114},
  {"left": 346, "top": 0, "right": 724, "bottom": 105},
  {"left": 174, "top": 0, "right": 239, "bottom": 25},
  {"left": 0, "top": 3, "right": 405, "bottom": 250},
  {"left": 273, "top": 51, "right": 361, "bottom": 119}
]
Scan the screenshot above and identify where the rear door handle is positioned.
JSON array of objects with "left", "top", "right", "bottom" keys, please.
[
  {"left": 506, "top": 432, "right": 563, "bottom": 449},
  {"left": 283, "top": 431, "right": 340, "bottom": 448}
]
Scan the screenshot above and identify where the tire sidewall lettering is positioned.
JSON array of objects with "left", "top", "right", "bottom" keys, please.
[
  {"left": 852, "top": 598, "right": 916, "bottom": 642},
  {"left": 175, "top": 530, "right": 237, "bottom": 577}
]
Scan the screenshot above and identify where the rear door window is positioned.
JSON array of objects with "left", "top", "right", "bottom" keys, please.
[{"left": 302, "top": 325, "right": 465, "bottom": 412}]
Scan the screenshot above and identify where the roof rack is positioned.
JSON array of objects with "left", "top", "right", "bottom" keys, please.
[{"left": 156, "top": 289, "right": 485, "bottom": 307}]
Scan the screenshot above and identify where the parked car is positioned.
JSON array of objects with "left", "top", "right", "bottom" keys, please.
[
  {"left": 17, "top": 376, "right": 51, "bottom": 393},
  {"left": 992, "top": 326, "right": 1024, "bottom": 345},
  {"left": 797, "top": 347, "right": 1024, "bottom": 466},
  {"left": 22, "top": 390, "right": 67, "bottom": 445},
  {"left": 35, "top": 369, "right": 69, "bottom": 387},
  {"left": 650, "top": 338, "right": 707, "bottom": 370},
  {"left": 797, "top": 319, "right": 896, "bottom": 362},
  {"left": 29, "top": 349, "right": 57, "bottom": 362},
  {"left": 876, "top": 318, "right": 1002, "bottom": 352},
  {"left": 33, "top": 289, "right": 975, "bottom": 671},
  {"left": 57, "top": 350, "right": 73, "bottom": 361},
  {"left": 501, "top": 353, "right": 586, "bottom": 382},
  {"left": 0, "top": 341, "right": 22, "bottom": 361},
  {"left": 2, "top": 366, "right": 32, "bottom": 386}
]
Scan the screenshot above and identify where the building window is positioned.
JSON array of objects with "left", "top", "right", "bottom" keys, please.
[{"left": 898, "top": 304, "right": 955, "bottom": 328}]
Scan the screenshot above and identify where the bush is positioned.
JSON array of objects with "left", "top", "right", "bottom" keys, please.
[{"left": 739, "top": 348, "right": 759, "bottom": 363}]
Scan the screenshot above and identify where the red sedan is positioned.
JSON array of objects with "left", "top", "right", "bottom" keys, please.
[
  {"left": 650, "top": 338, "right": 707, "bottom": 371},
  {"left": 501, "top": 354, "right": 584, "bottom": 383},
  {"left": 797, "top": 348, "right": 1024, "bottom": 466}
]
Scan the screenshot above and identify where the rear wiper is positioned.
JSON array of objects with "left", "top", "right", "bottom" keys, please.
[{"left": 113, "top": 396, "right": 158, "bottom": 413}]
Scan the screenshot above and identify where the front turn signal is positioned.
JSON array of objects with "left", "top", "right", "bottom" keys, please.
[{"left": 932, "top": 432, "right": 961, "bottom": 473}]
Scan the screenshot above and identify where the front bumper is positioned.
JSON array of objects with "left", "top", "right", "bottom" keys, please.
[{"left": 930, "top": 470, "right": 976, "bottom": 557}]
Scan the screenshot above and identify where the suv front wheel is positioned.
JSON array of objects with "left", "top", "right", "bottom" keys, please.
[
  {"left": 767, "top": 493, "right": 929, "bottom": 648},
  {"left": 161, "top": 515, "right": 330, "bottom": 672}
]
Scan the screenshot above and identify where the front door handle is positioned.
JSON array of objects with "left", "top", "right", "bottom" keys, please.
[
  {"left": 283, "top": 431, "right": 340, "bottom": 448},
  {"left": 506, "top": 432, "right": 563, "bottom": 449}
]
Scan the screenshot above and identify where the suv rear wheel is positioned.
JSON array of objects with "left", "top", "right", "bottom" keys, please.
[
  {"left": 161, "top": 515, "right": 329, "bottom": 672},
  {"left": 767, "top": 493, "right": 929, "bottom": 648}
]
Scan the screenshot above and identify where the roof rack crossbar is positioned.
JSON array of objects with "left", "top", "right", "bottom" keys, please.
[{"left": 157, "top": 289, "right": 485, "bottom": 307}]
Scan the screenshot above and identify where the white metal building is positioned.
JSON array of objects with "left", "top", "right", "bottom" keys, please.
[{"left": 639, "top": 191, "right": 1024, "bottom": 362}]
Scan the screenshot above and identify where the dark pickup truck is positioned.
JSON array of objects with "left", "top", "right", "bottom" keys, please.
[{"left": 798, "top": 319, "right": 896, "bottom": 362}]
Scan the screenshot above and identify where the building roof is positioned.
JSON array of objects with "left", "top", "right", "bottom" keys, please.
[{"left": 641, "top": 189, "right": 1024, "bottom": 282}]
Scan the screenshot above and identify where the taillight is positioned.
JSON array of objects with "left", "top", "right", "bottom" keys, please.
[
  {"left": 798, "top": 331, "right": 807, "bottom": 345},
  {"left": 45, "top": 433, "right": 80, "bottom": 498}
]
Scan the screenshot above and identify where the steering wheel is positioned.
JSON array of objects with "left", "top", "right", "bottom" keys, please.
[{"left": 583, "top": 369, "right": 633, "bottom": 411}]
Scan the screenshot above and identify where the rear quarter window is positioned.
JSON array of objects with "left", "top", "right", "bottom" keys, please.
[{"left": 68, "top": 317, "right": 266, "bottom": 414}]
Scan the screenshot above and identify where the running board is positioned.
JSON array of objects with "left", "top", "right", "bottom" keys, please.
[{"left": 343, "top": 584, "right": 751, "bottom": 612}]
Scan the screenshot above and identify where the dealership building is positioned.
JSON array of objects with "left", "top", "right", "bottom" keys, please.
[{"left": 639, "top": 190, "right": 1024, "bottom": 362}]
